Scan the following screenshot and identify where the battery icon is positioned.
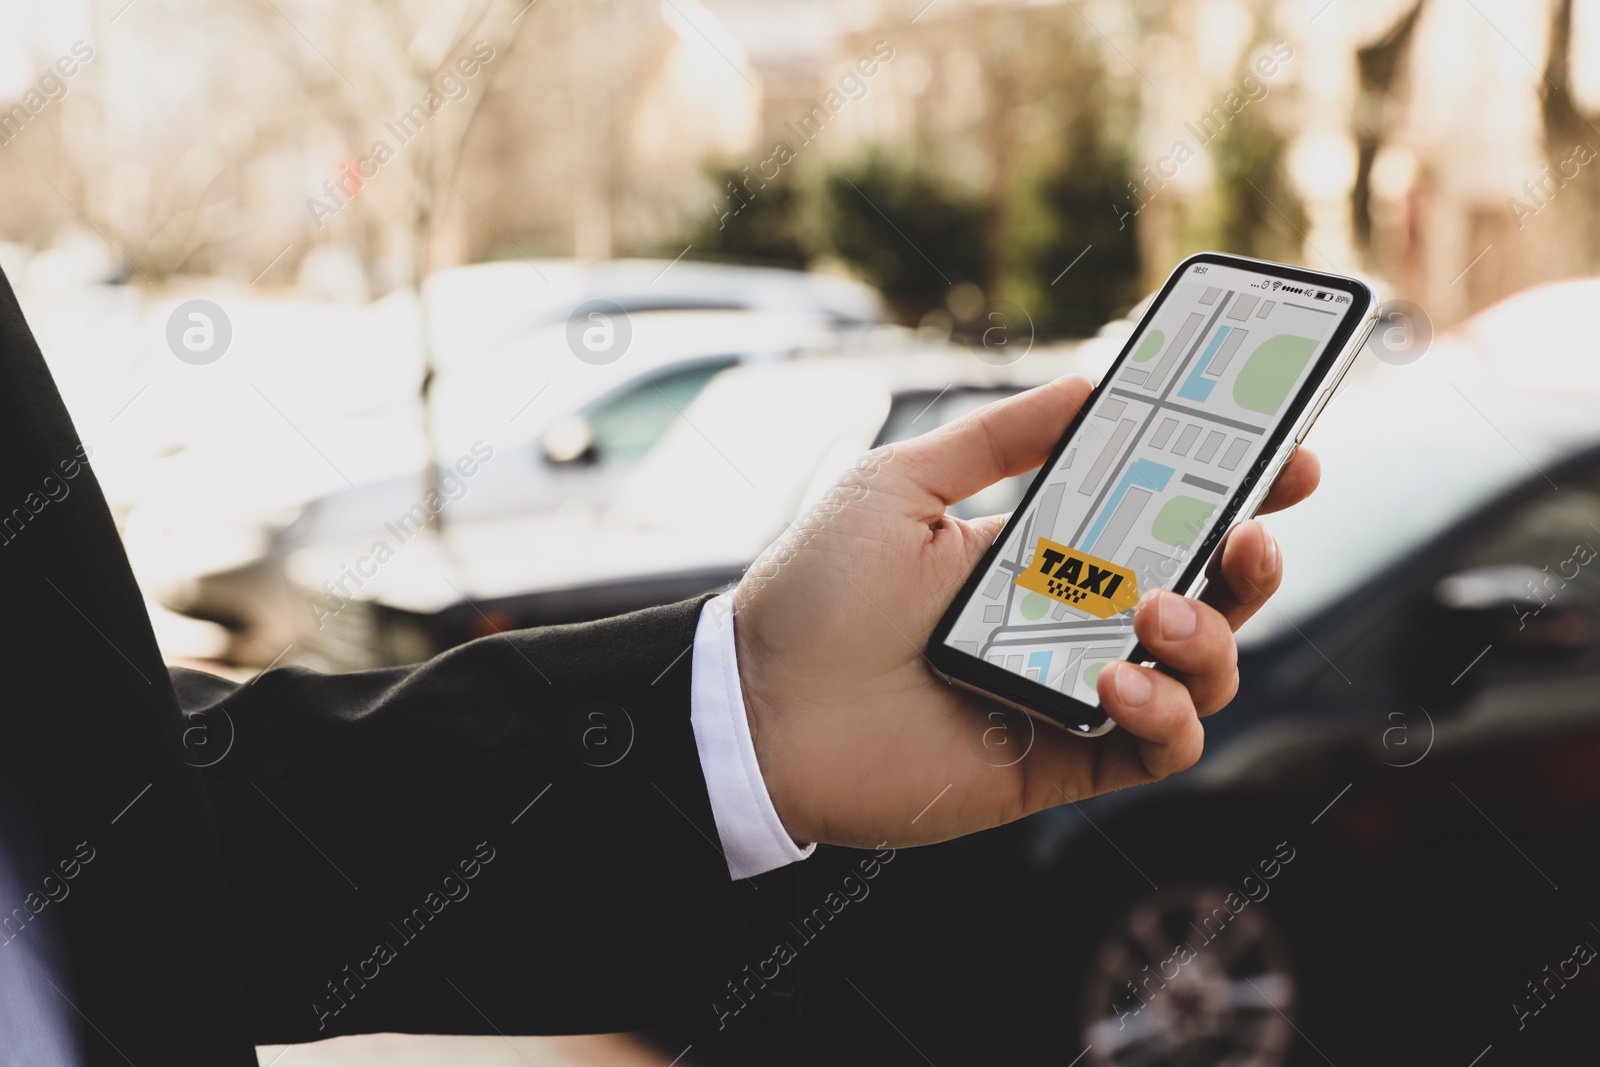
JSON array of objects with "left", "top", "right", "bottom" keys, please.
[{"left": 1313, "top": 290, "right": 1335, "bottom": 301}]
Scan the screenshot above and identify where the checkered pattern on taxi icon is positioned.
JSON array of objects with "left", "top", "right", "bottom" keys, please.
[{"left": 1045, "top": 577, "right": 1087, "bottom": 603}]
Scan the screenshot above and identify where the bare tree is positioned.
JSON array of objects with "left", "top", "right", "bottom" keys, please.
[{"left": 231, "top": 0, "right": 539, "bottom": 291}]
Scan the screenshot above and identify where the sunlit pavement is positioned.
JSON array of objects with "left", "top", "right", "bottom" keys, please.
[{"left": 257, "top": 1032, "right": 677, "bottom": 1066}]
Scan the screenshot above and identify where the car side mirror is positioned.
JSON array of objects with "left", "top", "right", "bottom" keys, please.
[
  {"left": 542, "top": 414, "right": 596, "bottom": 466},
  {"left": 1432, "top": 564, "right": 1590, "bottom": 657}
]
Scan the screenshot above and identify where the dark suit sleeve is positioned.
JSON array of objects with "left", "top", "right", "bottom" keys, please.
[{"left": 175, "top": 596, "right": 800, "bottom": 1045}]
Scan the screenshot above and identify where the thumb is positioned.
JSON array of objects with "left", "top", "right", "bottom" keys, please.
[
  {"left": 961, "top": 511, "right": 1012, "bottom": 566},
  {"left": 889, "top": 375, "right": 1091, "bottom": 511}
]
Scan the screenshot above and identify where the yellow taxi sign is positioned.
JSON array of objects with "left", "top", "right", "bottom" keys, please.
[{"left": 1013, "top": 537, "right": 1140, "bottom": 619}]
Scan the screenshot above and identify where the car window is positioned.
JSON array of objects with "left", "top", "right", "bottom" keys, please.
[
  {"left": 587, "top": 360, "right": 736, "bottom": 461},
  {"left": 877, "top": 387, "right": 1031, "bottom": 519}
]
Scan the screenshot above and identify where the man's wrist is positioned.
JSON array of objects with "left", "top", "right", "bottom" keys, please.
[
  {"left": 687, "top": 593, "right": 814, "bottom": 879},
  {"left": 731, "top": 617, "right": 810, "bottom": 848}
]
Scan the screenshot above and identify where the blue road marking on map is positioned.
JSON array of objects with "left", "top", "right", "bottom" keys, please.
[
  {"left": 1176, "top": 325, "right": 1230, "bottom": 402},
  {"left": 1082, "top": 458, "right": 1175, "bottom": 549}
]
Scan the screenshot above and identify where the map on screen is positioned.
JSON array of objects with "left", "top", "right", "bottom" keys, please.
[{"left": 941, "top": 260, "right": 1356, "bottom": 708}]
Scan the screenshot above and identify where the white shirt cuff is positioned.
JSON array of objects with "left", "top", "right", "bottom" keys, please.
[{"left": 689, "top": 592, "right": 816, "bottom": 880}]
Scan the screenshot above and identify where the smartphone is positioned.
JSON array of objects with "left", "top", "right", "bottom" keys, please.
[{"left": 927, "top": 252, "right": 1378, "bottom": 736}]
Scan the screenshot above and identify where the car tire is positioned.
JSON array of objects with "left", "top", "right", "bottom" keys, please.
[{"left": 1051, "top": 800, "right": 1357, "bottom": 1067}]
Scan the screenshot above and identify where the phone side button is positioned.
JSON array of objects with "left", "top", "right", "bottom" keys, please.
[
  {"left": 1295, "top": 388, "right": 1333, "bottom": 443},
  {"left": 1259, "top": 451, "right": 1291, "bottom": 500}
]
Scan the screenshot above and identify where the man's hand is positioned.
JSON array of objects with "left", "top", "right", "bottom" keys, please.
[{"left": 733, "top": 374, "right": 1319, "bottom": 849}]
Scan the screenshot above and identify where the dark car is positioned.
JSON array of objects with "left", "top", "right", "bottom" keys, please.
[{"left": 631, "top": 356, "right": 1600, "bottom": 1065}]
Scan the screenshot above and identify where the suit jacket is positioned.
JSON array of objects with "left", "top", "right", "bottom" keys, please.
[{"left": 0, "top": 267, "right": 797, "bottom": 1064}]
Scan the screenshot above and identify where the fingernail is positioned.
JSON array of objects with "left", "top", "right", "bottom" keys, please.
[
  {"left": 1114, "top": 663, "right": 1152, "bottom": 706},
  {"left": 1263, "top": 527, "right": 1280, "bottom": 574},
  {"left": 1157, "top": 591, "right": 1196, "bottom": 640}
]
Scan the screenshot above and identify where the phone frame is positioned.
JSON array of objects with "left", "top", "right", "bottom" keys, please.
[{"left": 926, "top": 251, "right": 1378, "bottom": 735}]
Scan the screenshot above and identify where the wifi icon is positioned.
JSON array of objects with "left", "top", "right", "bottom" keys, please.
[{"left": 1271, "top": 280, "right": 1282, "bottom": 290}]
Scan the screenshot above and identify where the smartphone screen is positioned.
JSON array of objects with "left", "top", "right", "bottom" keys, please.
[{"left": 929, "top": 253, "right": 1372, "bottom": 728}]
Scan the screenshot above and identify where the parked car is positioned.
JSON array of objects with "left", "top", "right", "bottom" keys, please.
[
  {"left": 127, "top": 302, "right": 886, "bottom": 664},
  {"left": 280, "top": 346, "right": 1102, "bottom": 670},
  {"left": 637, "top": 292, "right": 1600, "bottom": 1066}
]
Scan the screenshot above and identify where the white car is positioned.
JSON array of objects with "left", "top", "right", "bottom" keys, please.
[
  {"left": 129, "top": 302, "right": 893, "bottom": 664},
  {"left": 282, "top": 345, "right": 1105, "bottom": 670}
]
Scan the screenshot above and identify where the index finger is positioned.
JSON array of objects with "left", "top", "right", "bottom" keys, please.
[{"left": 891, "top": 375, "right": 1092, "bottom": 509}]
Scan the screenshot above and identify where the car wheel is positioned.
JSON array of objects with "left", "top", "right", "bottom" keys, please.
[
  {"left": 1077, "top": 879, "right": 1298, "bottom": 1066},
  {"left": 1051, "top": 805, "right": 1351, "bottom": 1067}
]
